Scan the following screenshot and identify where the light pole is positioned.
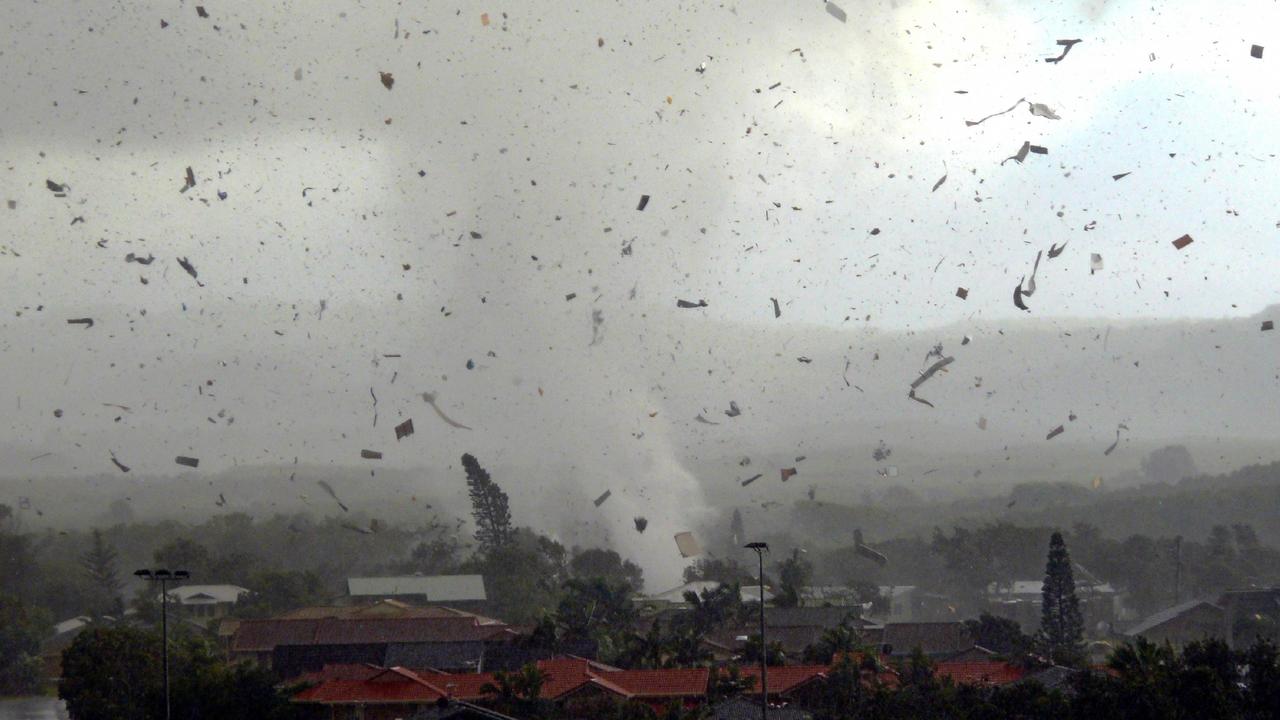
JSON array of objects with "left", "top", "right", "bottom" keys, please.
[
  {"left": 135, "top": 568, "right": 189, "bottom": 720},
  {"left": 744, "top": 542, "right": 769, "bottom": 720}
]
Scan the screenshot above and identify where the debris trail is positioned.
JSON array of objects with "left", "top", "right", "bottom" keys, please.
[
  {"left": 910, "top": 356, "right": 955, "bottom": 390},
  {"left": 317, "top": 480, "right": 349, "bottom": 512},
  {"left": 965, "top": 97, "right": 1025, "bottom": 126},
  {"left": 1044, "top": 38, "right": 1083, "bottom": 64},
  {"left": 422, "top": 391, "right": 472, "bottom": 430}
]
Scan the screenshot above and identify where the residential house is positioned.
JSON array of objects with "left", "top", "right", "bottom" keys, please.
[
  {"left": 347, "top": 575, "right": 488, "bottom": 611},
  {"left": 293, "top": 658, "right": 708, "bottom": 719},
  {"left": 933, "top": 660, "right": 1026, "bottom": 686},
  {"left": 165, "top": 584, "right": 249, "bottom": 627},
  {"left": 987, "top": 579, "right": 1120, "bottom": 633},
  {"left": 880, "top": 622, "right": 974, "bottom": 659},
  {"left": 1124, "top": 599, "right": 1224, "bottom": 648},
  {"left": 231, "top": 605, "right": 522, "bottom": 678},
  {"left": 703, "top": 607, "right": 875, "bottom": 661},
  {"left": 1218, "top": 587, "right": 1280, "bottom": 649},
  {"left": 645, "top": 581, "right": 775, "bottom": 606}
]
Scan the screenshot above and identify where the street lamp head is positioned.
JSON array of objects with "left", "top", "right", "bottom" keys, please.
[
  {"left": 173, "top": 570, "right": 190, "bottom": 580},
  {"left": 154, "top": 569, "right": 172, "bottom": 578},
  {"left": 744, "top": 542, "right": 769, "bottom": 552},
  {"left": 134, "top": 569, "right": 153, "bottom": 578}
]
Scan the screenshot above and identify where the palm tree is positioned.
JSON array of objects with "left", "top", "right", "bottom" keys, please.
[{"left": 1109, "top": 637, "right": 1176, "bottom": 685}]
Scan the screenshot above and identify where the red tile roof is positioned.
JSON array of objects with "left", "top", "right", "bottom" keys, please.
[
  {"left": 605, "top": 668, "right": 710, "bottom": 697},
  {"left": 935, "top": 661, "right": 1026, "bottom": 686},
  {"left": 736, "top": 665, "right": 829, "bottom": 695},
  {"left": 293, "top": 668, "right": 448, "bottom": 704}
]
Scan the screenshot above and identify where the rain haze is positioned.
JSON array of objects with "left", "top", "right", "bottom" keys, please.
[{"left": 3, "top": 3, "right": 1280, "bottom": 715}]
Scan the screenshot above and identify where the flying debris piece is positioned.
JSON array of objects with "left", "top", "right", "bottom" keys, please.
[
  {"left": 195, "top": 5, "right": 208, "bottom": 18},
  {"left": 1007, "top": 500, "right": 1016, "bottom": 509},
  {"left": 1028, "top": 103, "right": 1060, "bottom": 119},
  {"left": 634, "top": 517, "right": 648, "bottom": 533},
  {"left": 1104, "top": 428, "right": 1122, "bottom": 455},
  {"left": 176, "top": 256, "right": 199, "bottom": 279},
  {"left": 636, "top": 194, "right": 650, "bottom": 211},
  {"left": 317, "top": 480, "right": 349, "bottom": 512},
  {"left": 932, "top": 165, "right": 948, "bottom": 192},
  {"left": 1172, "top": 234, "right": 1194, "bottom": 250},
  {"left": 1002, "top": 142, "right": 1048, "bottom": 165},
  {"left": 1251, "top": 44, "right": 1264, "bottom": 59},
  {"left": 342, "top": 522, "right": 373, "bottom": 535},
  {"left": 873, "top": 440, "right": 891, "bottom": 462},
  {"left": 594, "top": 490, "right": 612, "bottom": 507},
  {"left": 1047, "top": 243, "right": 1067, "bottom": 260},
  {"left": 216, "top": 493, "right": 226, "bottom": 507},
  {"left": 1262, "top": 320, "right": 1274, "bottom": 332},
  {"left": 1044, "top": 38, "right": 1082, "bottom": 64},
  {"left": 421, "top": 392, "right": 472, "bottom": 430},
  {"left": 911, "top": 356, "right": 954, "bottom": 390},
  {"left": 780, "top": 467, "right": 797, "bottom": 482},
  {"left": 46, "top": 179, "right": 67, "bottom": 194},
  {"left": 977, "top": 416, "right": 988, "bottom": 430},
  {"left": 694, "top": 413, "right": 720, "bottom": 425},
  {"left": 1090, "top": 253, "right": 1104, "bottom": 274},
  {"left": 1112, "top": 172, "right": 1131, "bottom": 181},
  {"left": 1014, "top": 280, "right": 1030, "bottom": 311},
  {"left": 907, "top": 390, "right": 935, "bottom": 407},
  {"left": 955, "top": 287, "right": 968, "bottom": 300},
  {"left": 725, "top": 401, "right": 741, "bottom": 418},
  {"left": 66, "top": 318, "right": 94, "bottom": 329},
  {"left": 825, "top": 2, "right": 847, "bottom": 23},
  {"left": 175, "top": 456, "right": 199, "bottom": 468},
  {"left": 771, "top": 298, "right": 781, "bottom": 318},
  {"left": 797, "top": 356, "right": 813, "bottom": 364},
  {"left": 853, "top": 530, "right": 888, "bottom": 567},
  {"left": 589, "top": 309, "right": 604, "bottom": 346},
  {"left": 1046, "top": 425, "right": 1065, "bottom": 440},
  {"left": 125, "top": 252, "right": 155, "bottom": 265},
  {"left": 395, "top": 419, "right": 415, "bottom": 440},
  {"left": 379, "top": 71, "right": 395, "bottom": 89},
  {"left": 965, "top": 97, "right": 1025, "bottom": 127},
  {"left": 180, "top": 166, "right": 196, "bottom": 193},
  {"left": 1092, "top": 476, "right": 1103, "bottom": 490},
  {"left": 109, "top": 455, "right": 130, "bottom": 473},
  {"left": 360, "top": 450, "right": 383, "bottom": 460},
  {"left": 676, "top": 299, "right": 708, "bottom": 308},
  {"left": 962, "top": 335, "right": 972, "bottom": 346},
  {"left": 741, "top": 473, "right": 762, "bottom": 487},
  {"left": 674, "top": 531, "right": 702, "bottom": 558},
  {"left": 480, "top": 12, "right": 490, "bottom": 26}
]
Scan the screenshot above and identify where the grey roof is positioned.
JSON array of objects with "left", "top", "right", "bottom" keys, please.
[
  {"left": 711, "top": 696, "right": 812, "bottom": 720},
  {"left": 1124, "top": 599, "right": 1221, "bottom": 637},
  {"left": 882, "top": 622, "right": 973, "bottom": 656},
  {"left": 383, "top": 641, "right": 486, "bottom": 671},
  {"left": 410, "top": 699, "right": 523, "bottom": 720},
  {"left": 347, "top": 575, "right": 487, "bottom": 601},
  {"left": 764, "top": 606, "right": 864, "bottom": 628}
]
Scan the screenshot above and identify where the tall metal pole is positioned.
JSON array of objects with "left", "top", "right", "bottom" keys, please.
[
  {"left": 758, "top": 549, "right": 767, "bottom": 720},
  {"left": 161, "top": 577, "right": 170, "bottom": 720},
  {"left": 744, "top": 542, "right": 769, "bottom": 720}
]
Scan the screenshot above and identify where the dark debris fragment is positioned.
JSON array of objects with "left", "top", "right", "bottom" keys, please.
[
  {"left": 1044, "top": 38, "right": 1082, "bottom": 64},
  {"left": 175, "top": 456, "right": 200, "bottom": 468},
  {"left": 395, "top": 418, "right": 415, "bottom": 440},
  {"left": 676, "top": 299, "right": 708, "bottom": 308}
]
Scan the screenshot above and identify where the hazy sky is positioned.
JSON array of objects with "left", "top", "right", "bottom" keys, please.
[{"left": 3, "top": 0, "right": 1279, "bottom": 585}]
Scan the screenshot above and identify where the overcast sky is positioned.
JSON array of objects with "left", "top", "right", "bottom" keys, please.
[{"left": 3, "top": 0, "right": 1279, "bottom": 585}]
